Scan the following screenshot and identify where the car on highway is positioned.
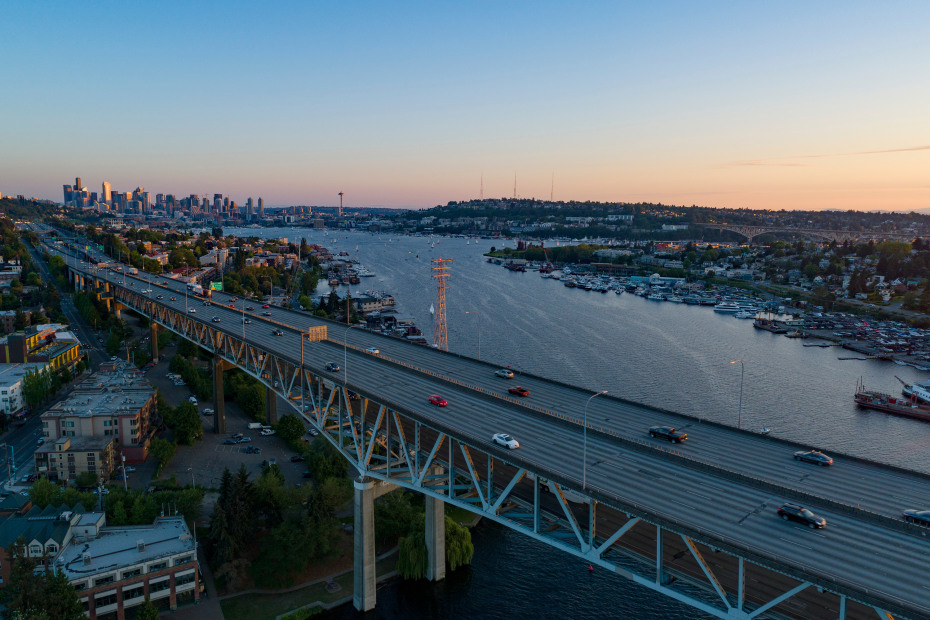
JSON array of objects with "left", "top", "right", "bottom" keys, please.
[
  {"left": 263, "top": 311, "right": 272, "bottom": 317},
  {"left": 142, "top": 289, "right": 152, "bottom": 293},
  {"left": 366, "top": 347, "right": 380, "bottom": 355},
  {"left": 794, "top": 450, "right": 833, "bottom": 466},
  {"left": 495, "top": 368, "right": 514, "bottom": 379},
  {"left": 231, "top": 297, "right": 239, "bottom": 302},
  {"left": 212, "top": 316, "right": 221, "bottom": 323},
  {"left": 508, "top": 386, "right": 530, "bottom": 397},
  {"left": 263, "top": 304, "right": 270, "bottom": 308},
  {"left": 229, "top": 303, "right": 236, "bottom": 308},
  {"left": 648, "top": 426, "right": 687, "bottom": 443},
  {"left": 188, "top": 308, "right": 196, "bottom": 313},
  {"left": 203, "top": 301, "right": 210, "bottom": 306},
  {"left": 492, "top": 433, "right": 519, "bottom": 449},
  {"left": 156, "top": 295, "right": 164, "bottom": 299},
  {"left": 170, "top": 297, "right": 176, "bottom": 301},
  {"left": 243, "top": 318, "right": 252, "bottom": 324},
  {"left": 428, "top": 394, "right": 448, "bottom": 406},
  {"left": 307, "top": 427, "right": 319, "bottom": 437},
  {"left": 246, "top": 306, "right": 254, "bottom": 311},
  {"left": 272, "top": 329, "right": 284, "bottom": 336},
  {"left": 903, "top": 509, "right": 930, "bottom": 526},
  {"left": 777, "top": 502, "right": 826, "bottom": 528},
  {"left": 325, "top": 362, "right": 340, "bottom": 372}
]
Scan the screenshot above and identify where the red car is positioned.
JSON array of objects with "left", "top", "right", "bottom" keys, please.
[
  {"left": 508, "top": 386, "right": 530, "bottom": 397},
  {"left": 428, "top": 394, "right": 448, "bottom": 407},
  {"left": 262, "top": 304, "right": 270, "bottom": 309},
  {"left": 228, "top": 303, "right": 236, "bottom": 308}
]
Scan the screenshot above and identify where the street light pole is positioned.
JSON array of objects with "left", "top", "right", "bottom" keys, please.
[
  {"left": 188, "top": 466, "right": 196, "bottom": 489},
  {"left": 121, "top": 455, "right": 128, "bottom": 492},
  {"left": 730, "top": 360, "right": 744, "bottom": 429},
  {"left": 343, "top": 324, "right": 359, "bottom": 385},
  {"left": 465, "top": 311, "right": 481, "bottom": 360},
  {"left": 583, "top": 390, "right": 608, "bottom": 489}
]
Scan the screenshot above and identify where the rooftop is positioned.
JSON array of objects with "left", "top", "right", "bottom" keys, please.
[{"left": 57, "top": 516, "right": 195, "bottom": 579}]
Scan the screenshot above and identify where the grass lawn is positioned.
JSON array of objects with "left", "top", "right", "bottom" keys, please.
[{"left": 220, "top": 556, "right": 397, "bottom": 620}]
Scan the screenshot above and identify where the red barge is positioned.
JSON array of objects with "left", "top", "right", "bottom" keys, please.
[{"left": 854, "top": 380, "right": 930, "bottom": 422}]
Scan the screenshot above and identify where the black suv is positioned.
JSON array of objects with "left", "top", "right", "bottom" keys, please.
[
  {"left": 648, "top": 426, "right": 687, "bottom": 443},
  {"left": 777, "top": 502, "right": 826, "bottom": 528}
]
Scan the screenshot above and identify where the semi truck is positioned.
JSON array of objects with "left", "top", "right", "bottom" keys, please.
[{"left": 188, "top": 283, "right": 212, "bottom": 298}]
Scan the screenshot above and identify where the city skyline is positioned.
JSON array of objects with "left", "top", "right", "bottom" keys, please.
[{"left": 2, "top": 2, "right": 929, "bottom": 211}]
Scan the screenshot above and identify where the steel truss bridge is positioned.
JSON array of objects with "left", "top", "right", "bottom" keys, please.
[
  {"left": 698, "top": 224, "right": 917, "bottom": 243},
  {"left": 42, "top": 234, "right": 930, "bottom": 620}
]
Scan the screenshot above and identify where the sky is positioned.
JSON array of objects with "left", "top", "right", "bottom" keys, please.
[{"left": 2, "top": 1, "right": 929, "bottom": 211}]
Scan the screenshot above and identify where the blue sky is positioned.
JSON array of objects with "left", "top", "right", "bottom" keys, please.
[{"left": 2, "top": 1, "right": 929, "bottom": 210}]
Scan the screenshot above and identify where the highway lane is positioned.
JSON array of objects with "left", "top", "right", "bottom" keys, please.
[{"left": 45, "top": 238, "right": 930, "bottom": 616}]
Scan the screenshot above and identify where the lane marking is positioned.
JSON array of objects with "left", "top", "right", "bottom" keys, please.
[{"left": 777, "top": 537, "right": 813, "bottom": 551}]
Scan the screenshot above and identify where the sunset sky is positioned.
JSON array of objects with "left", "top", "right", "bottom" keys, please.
[{"left": 2, "top": 2, "right": 928, "bottom": 211}]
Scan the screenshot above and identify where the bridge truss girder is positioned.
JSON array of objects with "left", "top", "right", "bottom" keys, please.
[{"left": 88, "top": 267, "right": 910, "bottom": 620}]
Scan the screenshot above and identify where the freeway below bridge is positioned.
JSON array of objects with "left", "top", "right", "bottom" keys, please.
[{"left": 37, "top": 230, "right": 930, "bottom": 620}]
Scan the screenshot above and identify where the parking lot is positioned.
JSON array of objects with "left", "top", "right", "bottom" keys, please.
[{"left": 144, "top": 344, "right": 312, "bottom": 490}]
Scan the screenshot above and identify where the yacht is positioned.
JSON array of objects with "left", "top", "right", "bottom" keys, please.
[
  {"left": 714, "top": 303, "right": 741, "bottom": 313},
  {"left": 903, "top": 379, "right": 930, "bottom": 405},
  {"left": 734, "top": 310, "right": 756, "bottom": 319}
]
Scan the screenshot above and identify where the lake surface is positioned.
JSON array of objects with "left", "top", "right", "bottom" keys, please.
[{"left": 227, "top": 227, "right": 930, "bottom": 618}]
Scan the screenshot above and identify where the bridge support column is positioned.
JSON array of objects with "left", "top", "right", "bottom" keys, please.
[
  {"left": 150, "top": 323, "right": 161, "bottom": 362},
  {"left": 425, "top": 490, "right": 445, "bottom": 581},
  {"left": 265, "top": 386, "right": 277, "bottom": 425},
  {"left": 113, "top": 302, "right": 124, "bottom": 320},
  {"left": 212, "top": 359, "right": 235, "bottom": 434},
  {"left": 353, "top": 476, "right": 376, "bottom": 612}
]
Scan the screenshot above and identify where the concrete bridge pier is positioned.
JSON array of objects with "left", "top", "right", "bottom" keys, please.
[
  {"left": 212, "top": 358, "right": 235, "bottom": 434},
  {"left": 150, "top": 323, "right": 161, "bottom": 362},
  {"left": 353, "top": 476, "right": 376, "bottom": 612},
  {"left": 265, "top": 385, "right": 277, "bottom": 424},
  {"left": 425, "top": 467, "right": 446, "bottom": 582},
  {"left": 113, "top": 301, "right": 125, "bottom": 319}
]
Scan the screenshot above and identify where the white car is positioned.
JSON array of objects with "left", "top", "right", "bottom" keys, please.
[
  {"left": 188, "top": 308, "right": 196, "bottom": 313},
  {"left": 260, "top": 428, "right": 276, "bottom": 436},
  {"left": 492, "top": 433, "right": 519, "bottom": 449},
  {"left": 188, "top": 397, "right": 198, "bottom": 405},
  {"left": 202, "top": 408, "right": 214, "bottom": 415},
  {"left": 495, "top": 368, "right": 514, "bottom": 379},
  {"left": 366, "top": 347, "right": 380, "bottom": 355}
]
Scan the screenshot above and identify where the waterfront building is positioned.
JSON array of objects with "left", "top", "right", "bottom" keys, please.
[
  {"left": 0, "top": 501, "right": 200, "bottom": 618},
  {"left": 40, "top": 360, "right": 157, "bottom": 464}
]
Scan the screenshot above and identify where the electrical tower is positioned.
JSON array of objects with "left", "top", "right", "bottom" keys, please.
[{"left": 432, "top": 258, "right": 452, "bottom": 351}]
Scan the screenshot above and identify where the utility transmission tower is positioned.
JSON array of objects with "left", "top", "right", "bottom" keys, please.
[{"left": 432, "top": 258, "right": 452, "bottom": 351}]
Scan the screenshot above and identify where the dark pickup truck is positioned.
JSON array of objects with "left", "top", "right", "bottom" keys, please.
[{"left": 648, "top": 425, "right": 687, "bottom": 443}]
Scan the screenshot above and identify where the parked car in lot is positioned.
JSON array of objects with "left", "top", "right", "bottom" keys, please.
[
  {"left": 244, "top": 445, "right": 261, "bottom": 454},
  {"left": 495, "top": 368, "right": 514, "bottom": 379},
  {"left": 232, "top": 433, "right": 244, "bottom": 440},
  {"left": 903, "top": 509, "right": 930, "bottom": 526},
  {"left": 302, "top": 471, "right": 314, "bottom": 478},
  {"left": 793, "top": 450, "right": 833, "bottom": 466},
  {"left": 492, "top": 433, "right": 519, "bottom": 449},
  {"left": 428, "top": 394, "right": 448, "bottom": 406},
  {"left": 260, "top": 428, "right": 276, "bottom": 436},
  {"left": 237, "top": 436, "right": 251, "bottom": 443},
  {"left": 648, "top": 426, "right": 687, "bottom": 443},
  {"left": 366, "top": 347, "right": 379, "bottom": 355},
  {"left": 202, "top": 408, "right": 214, "bottom": 416},
  {"left": 777, "top": 502, "right": 826, "bottom": 528},
  {"left": 325, "top": 362, "right": 340, "bottom": 372},
  {"left": 507, "top": 386, "right": 530, "bottom": 397},
  {"left": 290, "top": 455, "right": 306, "bottom": 462},
  {"left": 223, "top": 439, "right": 237, "bottom": 445}
]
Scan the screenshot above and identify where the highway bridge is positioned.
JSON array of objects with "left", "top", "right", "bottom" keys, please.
[
  {"left": 38, "top": 230, "right": 930, "bottom": 620},
  {"left": 697, "top": 224, "right": 917, "bottom": 243}
]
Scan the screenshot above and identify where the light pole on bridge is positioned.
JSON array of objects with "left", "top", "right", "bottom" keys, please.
[
  {"left": 344, "top": 323, "right": 359, "bottom": 387},
  {"left": 583, "top": 390, "right": 608, "bottom": 489}
]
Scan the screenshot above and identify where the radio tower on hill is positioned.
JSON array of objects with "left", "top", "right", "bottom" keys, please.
[{"left": 431, "top": 258, "right": 453, "bottom": 351}]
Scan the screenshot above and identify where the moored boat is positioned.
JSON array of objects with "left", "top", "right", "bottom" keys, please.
[{"left": 855, "top": 380, "right": 930, "bottom": 422}]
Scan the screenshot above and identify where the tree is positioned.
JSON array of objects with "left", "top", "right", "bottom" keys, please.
[
  {"left": 105, "top": 328, "right": 122, "bottom": 357},
  {"left": 276, "top": 414, "right": 304, "bottom": 442},
  {"left": 4, "top": 537, "right": 83, "bottom": 619},
  {"left": 22, "top": 368, "right": 50, "bottom": 409},
  {"left": 172, "top": 401, "right": 203, "bottom": 445},
  {"left": 136, "top": 597, "right": 159, "bottom": 620},
  {"left": 13, "top": 309, "right": 27, "bottom": 330}
]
